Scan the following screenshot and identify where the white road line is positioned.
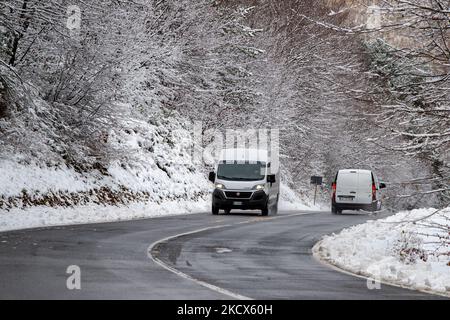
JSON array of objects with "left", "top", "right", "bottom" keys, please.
[
  {"left": 147, "top": 211, "right": 316, "bottom": 300},
  {"left": 148, "top": 224, "right": 252, "bottom": 300}
]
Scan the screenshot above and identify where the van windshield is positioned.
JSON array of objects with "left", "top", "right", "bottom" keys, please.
[{"left": 217, "top": 161, "right": 266, "bottom": 181}]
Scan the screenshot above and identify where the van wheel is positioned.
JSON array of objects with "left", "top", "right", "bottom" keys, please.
[
  {"left": 261, "top": 203, "right": 269, "bottom": 216},
  {"left": 332, "top": 205, "right": 341, "bottom": 214},
  {"left": 371, "top": 202, "right": 378, "bottom": 212},
  {"left": 212, "top": 205, "right": 219, "bottom": 215},
  {"left": 224, "top": 209, "right": 231, "bottom": 214}
]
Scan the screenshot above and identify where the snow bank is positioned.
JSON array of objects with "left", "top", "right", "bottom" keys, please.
[
  {"left": 0, "top": 106, "right": 316, "bottom": 231},
  {"left": 0, "top": 115, "right": 210, "bottom": 209},
  {"left": 0, "top": 199, "right": 209, "bottom": 233},
  {"left": 315, "top": 208, "right": 450, "bottom": 296},
  {"left": 0, "top": 182, "right": 316, "bottom": 232},
  {"left": 0, "top": 186, "right": 317, "bottom": 232},
  {"left": 279, "top": 183, "right": 325, "bottom": 211},
  {"left": 0, "top": 159, "right": 95, "bottom": 197}
]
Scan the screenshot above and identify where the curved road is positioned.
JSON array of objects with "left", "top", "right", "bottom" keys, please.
[{"left": 0, "top": 210, "right": 441, "bottom": 299}]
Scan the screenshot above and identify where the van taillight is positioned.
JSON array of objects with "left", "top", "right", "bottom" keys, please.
[{"left": 372, "top": 184, "right": 377, "bottom": 201}]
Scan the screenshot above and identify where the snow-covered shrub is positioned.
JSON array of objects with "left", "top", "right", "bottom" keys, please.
[{"left": 393, "top": 230, "right": 428, "bottom": 264}]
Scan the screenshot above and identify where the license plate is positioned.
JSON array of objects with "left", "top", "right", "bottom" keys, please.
[
  {"left": 233, "top": 201, "right": 243, "bottom": 205},
  {"left": 339, "top": 196, "right": 354, "bottom": 201}
]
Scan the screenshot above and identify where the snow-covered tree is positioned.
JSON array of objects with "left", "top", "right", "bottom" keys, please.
[{"left": 362, "top": 1, "right": 450, "bottom": 205}]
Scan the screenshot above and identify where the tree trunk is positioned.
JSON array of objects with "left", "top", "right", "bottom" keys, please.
[{"left": 9, "top": 0, "right": 31, "bottom": 66}]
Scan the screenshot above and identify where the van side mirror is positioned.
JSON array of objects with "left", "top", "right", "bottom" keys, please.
[
  {"left": 379, "top": 182, "right": 386, "bottom": 189},
  {"left": 208, "top": 172, "right": 216, "bottom": 183},
  {"left": 267, "top": 174, "right": 276, "bottom": 184}
]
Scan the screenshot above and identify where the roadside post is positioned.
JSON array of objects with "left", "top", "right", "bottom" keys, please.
[{"left": 310, "top": 176, "right": 323, "bottom": 206}]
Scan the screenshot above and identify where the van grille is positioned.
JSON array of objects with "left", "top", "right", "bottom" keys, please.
[{"left": 224, "top": 191, "right": 252, "bottom": 199}]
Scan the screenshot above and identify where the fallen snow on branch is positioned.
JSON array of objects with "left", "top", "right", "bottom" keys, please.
[{"left": 315, "top": 208, "right": 450, "bottom": 296}]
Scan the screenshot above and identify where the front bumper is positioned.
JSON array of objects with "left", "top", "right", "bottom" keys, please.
[{"left": 213, "top": 189, "right": 268, "bottom": 210}]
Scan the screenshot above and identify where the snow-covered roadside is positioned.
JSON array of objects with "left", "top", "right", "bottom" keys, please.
[
  {"left": 0, "top": 186, "right": 316, "bottom": 233},
  {"left": 0, "top": 199, "right": 210, "bottom": 233},
  {"left": 314, "top": 208, "right": 450, "bottom": 297},
  {"left": 279, "top": 183, "right": 325, "bottom": 211},
  {"left": 0, "top": 110, "right": 317, "bottom": 232}
]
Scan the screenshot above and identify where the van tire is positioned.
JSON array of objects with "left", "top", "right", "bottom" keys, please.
[
  {"left": 224, "top": 209, "right": 231, "bottom": 215},
  {"left": 261, "top": 203, "right": 269, "bottom": 216},
  {"left": 371, "top": 202, "right": 378, "bottom": 212},
  {"left": 212, "top": 205, "right": 219, "bottom": 215},
  {"left": 332, "top": 205, "right": 341, "bottom": 214}
]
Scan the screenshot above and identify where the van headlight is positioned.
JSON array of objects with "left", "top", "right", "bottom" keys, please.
[
  {"left": 215, "top": 183, "right": 225, "bottom": 190},
  {"left": 253, "top": 184, "right": 265, "bottom": 190}
]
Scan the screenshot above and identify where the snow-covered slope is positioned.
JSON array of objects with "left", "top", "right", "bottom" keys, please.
[
  {"left": 0, "top": 113, "right": 209, "bottom": 210},
  {"left": 0, "top": 69, "right": 314, "bottom": 232},
  {"left": 0, "top": 95, "right": 314, "bottom": 231},
  {"left": 0, "top": 112, "right": 214, "bottom": 231},
  {"left": 315, "top": 208, "right": 450, "bottom": 296},
  {"left": 0, "top": 182, "right": 320, "bottom": 232}
]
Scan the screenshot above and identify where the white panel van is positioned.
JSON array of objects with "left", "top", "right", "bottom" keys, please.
[
  {"left": 208, "top": 149, "right": 280, "bottom": 216},
  {"left": 331, "top": 169, "right": 386, "bottom": 214}
]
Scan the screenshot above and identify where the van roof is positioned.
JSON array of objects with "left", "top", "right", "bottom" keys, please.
[
  {"left": 220, "top": 148, "right": 269, "bottom": 162},
  {"left": 339, "top": 169, "right": 372, "bottom": 175}
]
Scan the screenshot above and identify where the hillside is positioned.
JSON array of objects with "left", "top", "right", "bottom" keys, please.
[{"left": 0, "top": 0, "right": 448, "bottom": 222}]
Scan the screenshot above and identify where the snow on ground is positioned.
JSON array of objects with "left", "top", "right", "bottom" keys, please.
[
  {"left": 0, "top": 103, "right": 316, "bottom": 232},
  {"left": 0, "top": 199, "right": 210, "bottom": 233},
  {"left": 315, "top": 208, "right": 450, "bottom": 296},
  {"left": 0, "top": 115, "right": 211, "bottom": 211},
  {"left": 0, "top": 143, "right": 315, "bottom": 232},
  {"left": 279, "top": 183, "right": 325, "bottom": 211},
  {"left": 0, "top": 158, "right": 98, "bottom": 197},
  {"left": 0, "top": 157, "right": 315, "bottom": 232},
  {"left": 0, "top": 184, "right": 316, "bottom": 232}
]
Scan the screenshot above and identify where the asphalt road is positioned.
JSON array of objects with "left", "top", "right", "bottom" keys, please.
[{"left": 0, "top": 210, "right": 442, "bottom": 299}]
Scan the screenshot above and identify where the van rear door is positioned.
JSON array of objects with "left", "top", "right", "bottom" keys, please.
[
  {"left": 336, "top": 170, "right": 372, "bottom": 204},
  {"left": 356, "top": 171, "right": 372, "bottom": 205},
  {"left": 336, "top": 171, "right": 358, "bottom": 204}
]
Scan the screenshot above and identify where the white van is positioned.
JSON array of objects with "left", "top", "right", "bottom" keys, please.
[
  {"left": 331, "top": 169, "right": 386, "bottom": 214},
  {"left": 208, "top": 148, "right": 280, "bottom": 216}
]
